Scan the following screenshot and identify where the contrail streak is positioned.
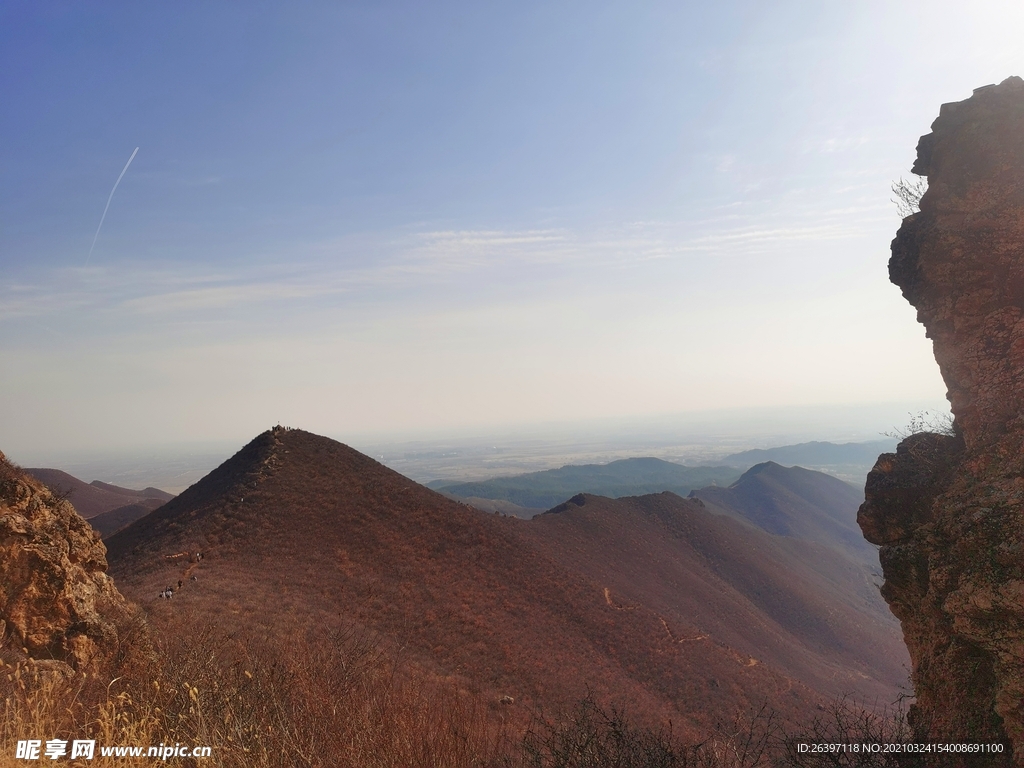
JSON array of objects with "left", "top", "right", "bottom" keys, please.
[{"left": 86, "top": 146, "right": 139, "bottom": 265}]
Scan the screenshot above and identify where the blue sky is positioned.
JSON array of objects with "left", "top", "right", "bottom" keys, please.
[{"left": 3, "top": 1, "right": 1022, "bottom": 456}]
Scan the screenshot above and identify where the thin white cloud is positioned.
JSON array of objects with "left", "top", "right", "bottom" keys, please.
[
  {"left": 0, "top": 209, "right": 892, "bottom": 324},
  {"left": 118, "top": 280, "right": 345, "bottom": 314}
]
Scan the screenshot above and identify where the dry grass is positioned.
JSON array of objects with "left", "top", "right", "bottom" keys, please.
[
  {"left": 2, "top": 624, "right": 1000, "bottom": 768},
  {"left": 0, "top": 659, "right": 160, "bottom": 767},
  {"left": 0, "top": 618, "right": 513, "bottom": 768}
]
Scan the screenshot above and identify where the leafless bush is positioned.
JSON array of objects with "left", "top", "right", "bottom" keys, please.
[
  {"left": 502, "top": 693, "right": 1014, "bottom": 768},
  {"left": 126, "top": 619, "right": 508, "bottom": 767},
  {"left": 891, "top": 176, "right": 927, "bottom": 218},
  {"left": 513, "top": 694, "right": 701, "bottom": 768},
  {"left": 0, "top": 617, "right": 510, "bottom": 768},
  {"left": 779, "top": 693, "right": 1012, "bottom": 767},
  {"left": 501, "top": 695, "right": 785, "bottom": 768},
  {"left": 884, "top": 410, "right": 955, "bottom": 441},
  {"left": 2, "top": 610, "right": 1009, "bottom": 768},
  {"left": 779, "top": 696, "right": 917, "bottom": 767},
  {"left": 701, "top": 703, "right": 777, "bottom": 768}
]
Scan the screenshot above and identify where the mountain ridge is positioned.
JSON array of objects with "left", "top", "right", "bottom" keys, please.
[
  {"left": 429, "top": 456, "right": 740, "bottom": 510},
  {"left": 24, "top": 467, "right": 172, "bottom": 520},
  {"left": 690, "top": 461, "right": 875, "bottom": 563},
  {"left": 723, "top": 440, "right": 897, "bottom": 467}
]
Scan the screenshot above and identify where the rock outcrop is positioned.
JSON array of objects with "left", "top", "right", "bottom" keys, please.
[
  {"left": 859, "top": 76, "right": 1024, "bottom": 762},
  {"left": 0, "top": 450, "right": 137, "bottom": 673}
]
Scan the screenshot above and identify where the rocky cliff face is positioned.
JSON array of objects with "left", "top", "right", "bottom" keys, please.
[
  {"left": 859, "top": 76, "right": 1024, "bottom": 761},
  {"left": 0, "top": 450, "right": 137, "bottom": 673}
]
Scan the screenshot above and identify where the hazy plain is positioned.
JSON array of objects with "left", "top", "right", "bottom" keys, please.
[{"left": 8, "top": 400, "right": 935, "bottom": 493}]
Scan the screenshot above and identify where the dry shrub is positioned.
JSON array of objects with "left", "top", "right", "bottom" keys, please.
[
  {"left": 891, "top": 177, "right": 927, "bottom": 218},
  {"left": 0, "top": 621, "right": 1009, "bottom": 768},
  {"left": 0, "top": 657, "right": 160, "bottom": 768},
  {"left": 779, "top": 696, "right": 916, "bottom": 768},
  {"left": 504, "top": 694, "right": 778, "bottom": 768},
  {"left": 512, "top": 694, "right": 700, "bottom": 768},
  {"left": 143, "top": 619, "right": 509, "bottom": 767},
  {"left": 0, "top": 615, "right": 510, "bottom": 767},
  {"left": 502, "top": 693, "right": 1012, "bottom": 768},
  {"left": 778, "top": 695, "right": 1012, "bottom": 768}
]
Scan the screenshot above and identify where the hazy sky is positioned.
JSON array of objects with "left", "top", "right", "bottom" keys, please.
[{"left": 3, "top": 1, "right": 1022, "bottom": 457}]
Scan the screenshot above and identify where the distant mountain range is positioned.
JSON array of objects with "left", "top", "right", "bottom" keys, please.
[
  {"left": 689, "top": 461, "right": 875, "bottom": 564},
  {"left": 103, "top": 427, "right": 905, "bottom": 732},
  {"left": 722, "top": 439, "right": 897, "bottom": 474},
  {"left": 429, "top": 441, "right": 895, "bottom": 517},
  {"left": 429, "top": 457, "right": 740, "bottom": 513},
  {"left": 24, "top": 468, "right": 173, "bottom": 538}
]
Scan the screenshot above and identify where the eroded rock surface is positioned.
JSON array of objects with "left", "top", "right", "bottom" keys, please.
[
  {"left": 0, "top": 450, "right": 136, "bottom": 672},
  {"left": 860, "top": 76, "right": 1024, "bottom": 762}
]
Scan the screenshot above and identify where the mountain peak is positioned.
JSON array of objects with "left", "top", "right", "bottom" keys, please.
[
  {"left": 106, "top": 426, "right": 399, "bottom": 561},
  {"left": 691, "top": 462, "right": 871, "bottom": 561},
  {"left": 739, "top": 460, "right": 787, "bottom": 478}
]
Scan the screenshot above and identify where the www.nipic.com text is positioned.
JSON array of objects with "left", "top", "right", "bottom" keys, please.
[{"left": 15, "top": 739, "right": 212, "bottom": 760}]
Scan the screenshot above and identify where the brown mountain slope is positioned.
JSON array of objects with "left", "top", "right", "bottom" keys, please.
[
  {"left": 88, "top": 498, "right": 166, "bottom": 539},
  {"left": 521, "top": 493, "right": 906, "bottom": 704},
  {"left": 107, "top": 427, "right": 904, "bottom": 733},
  {"left": 24, "top": 468, "right": 171, "bottom": 519},
  {"left": 690, "top": 461, "right": 875, "bottom": 563},
  {"left": 89, "top": 480, "right": 174, "bottom": 502}
]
